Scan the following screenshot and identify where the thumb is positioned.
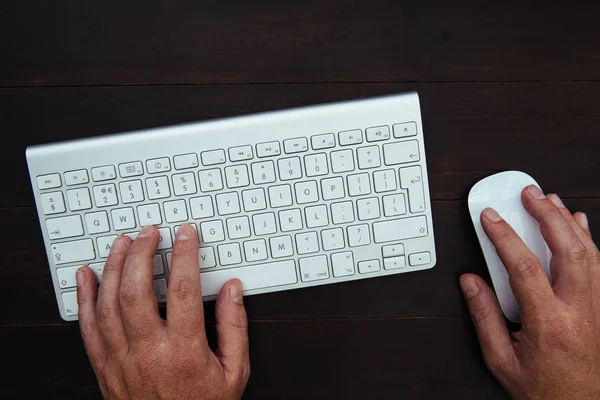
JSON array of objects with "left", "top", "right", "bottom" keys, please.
[
  {"left": 215, "top": 279, "right": 250, "bottom": 386},
  {"left": 459, "top": 274, "right": 517, "bottom": 375}
]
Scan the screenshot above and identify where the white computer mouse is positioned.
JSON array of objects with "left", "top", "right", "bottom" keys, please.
[{"left": 467, "top": 171, "right": 552, "bottom": 323}]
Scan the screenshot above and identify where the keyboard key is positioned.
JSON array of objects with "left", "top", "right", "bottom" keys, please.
[
  {"left": 216, "top": 192, "right": 241, "bottom": 216},
  {"left": 164, "top": 200, "right": 188, "bottom": 223},
  {"left": 331, "top": 251, "right": 355, "bottom": 277},
  {"left": 321, "top": 177, "right": 345, "bottom": 200},
  {"left": 253, "top": 213, "right": 277, "bottom": 235},
  {"left": 64, "top": 170, "right": 90, "bottom": 186},
  {"left": 393, "top": 122, "right": 417, "bottom": 138},
  {"left": 251, "top": 161, "right": 276, "bottom": 184},
  {"left": 201, "top": 149, "right": 226, "bottom": 166},
  {"left": 399, "top": 165, "right": 426, "bottom": 213},
  {"left": 225, "top": 165, "right": 250, "bottom": 188},
  {"left": 199, "top": 260, "right": 298, "bottom": 297},
  {"left": 172, "top": 172, "right": 197, "bottom": 196},
  {"left": 200, "top": 220, "right": 225, "bottom": 243},
  {"left": 283, "top": 137, "right": 309, "bottom": 154},
  {"left": 51, "top": 239, "right": 95, "bottom": 265},
  {"left": 373, "top": 216, "right": 428, "bottom": 243},
  {"left": 146, "top": 176, "right": 171, "bottom": 200},
  {"left": 383, "top": 256, "right": 406, "bottom": 270},
  {"left": 229, "top": 145, "right": 253, "bottom": 162},
  {"left": 347, "top": 173, "right": 371, "bottom": 196},
  {"left": 279, "top": 208, "right": 303, "bottom": 232},
  {"left": 57, "top": 265, "right": 80, "bottom": 288},
  {"left": 137, "top": 203, "right": 162, "bottom": 226},
  {"left": 91, "top": 165, "right": 116, "bottom": 181},
  {"left": 382, "top": 194, "right": 407, "bottom": 217},
  {"left": 218, "top": 243, "right": 242, "bottom": 266},
  {"left": 347, "top": 224, "right": 371, "bottom": 247},
  {"left": 97, "top": 235, "right": 118, "bottom": 258},
  {"left": 93, "top": 184, "right": 118, "bottom": 207},
  {"left": 305, "top": 205, "right": 329, "bottom": 228},
  {"left": 357, "top": 197, "right": 381, "bottom": 221},
  {"left": 41, "top": 191, "right": 66, "bottom": 215},
  {"left": 37, "top": 173, "right": 62, "bottom": 190},
  {"left": 243, "top": 239, "right": 268, "bottom": 262},
  {"left": 152, "top": 279, "right": 168, "bottom": 303},
  {"left": 382, "top": 244, "right": 405, "bottom": 258},
  {"left": 299, "top": 255, "right": 329, "bottom": 282},
  {"left": 358, "top": 259, "right": 381, "bottom": 274},
  {"left": 268, "top": 184, "right": 293, "bottom": 208},
  {"left": 118, "top": 162, "right": 144, "bottom": 178},
  {"left": 120, "top": 180, "right": 145, "bottom": 204},
  {"left": 62, "top": 291, "right": 78, "bottom": 316},
  {"left": 242, "top": 188, "right": 267, "bottom": 212},
  {"left": 321, "top": 228, "right": 345, "bottom": 251},
  {"left": 304, "top": 153, "right": 328, "bottom": 177},
  {"left": 278, "top": 157, "right": 303, "bottom": 181},
  {"left": 256, "top": 141, "right": 281, "bottom": 158},
  {"left": 146, "top": 157, "right": 171, "bottom": 174},
  {"left": 226, "top": 216, "right": 251, "bottom": 239},
  {"left": 46, "top": 215, "right": 84, "bottom": 240},
  {"left": 357, "top": 145, "right": 381, "bottom": 169},
  {"left": 190, "top": 196, "right": 214, "bottom": 219},
  {"left": 311, "top": 133, "right": 335, "bottom": 150},
  {"left": 366, "top": 125, "right": 391, "bottom": 142},
  {"left": 330, "top": 149, "right": 354, "bottom": 173},
  {"left": 295, "top": 181, "right": 319, "bottom": 204},
  {"left": 269, "top": 235, "right": 294, "bottom": 258},
  {"left": 373, "top": 169, "right": 397, "bottom": 193},
  {"left": 153, "top": 254, "right": 165, "bottom": 275},
  {"left": 198, "top": 169, "right": 224, "bottom": 192},
  {"left": 174, "top": 153, "right": 199, "bottom": 170},
  {"left": 89, "top": 262, "right": 105, "bottom": 281},
  {"left": 67, "top": 188, "right": 92, "bottom": 211},
  {"left": 409, "top": 252, "right": 431, "bottom": 266},
  {"left": 331, "top": 201, "right": 355, "bottom": 224},
  {"left": 85, "top": 211, "right": 110, "bottom": 234},
  {"left": 383, "top": 140, "right": 420, "bottom": 165},
  {"left": 295, "top": 231, "right": 319, "bottom": 255},
  {"left": 339, "top": 129, "right": 363, "bottom": 145},
  {"left": 157, "top": 228, "right": 173, "bottom": 250}
]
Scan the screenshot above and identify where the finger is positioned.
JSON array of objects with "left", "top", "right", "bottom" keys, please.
[
  {"left": 481, "top": 207, "right": 556, "bottom": 319},
  {"left": 215, "top": 279, "right": 250, "bottom": 386},
  {"left": 77, "top": 266, "right": 107, "bottom": 376},
  {"left": 521, "top": 186, "right": 590, "bottom": 290},
  {"left": 167, "top": 224, "right": 207, "bottom": 349},
  {"left": 119, "top": 225, "right": 163, "bottom": 346},
  {"left": 459, "top": 274, "right": 517, "bottom": 375},
  {"left": 572, "top": 212, "right": 591, "bottom": 237},
  {"left": 96, "top": 235, "right": 132, "bottom": 358}
]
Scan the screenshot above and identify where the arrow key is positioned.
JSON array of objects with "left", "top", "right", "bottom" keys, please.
[{"left": 409, "top": 252, "right": 431, "bottom": 266}]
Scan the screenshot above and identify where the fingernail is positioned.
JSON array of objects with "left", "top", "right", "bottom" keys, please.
[
  {"left": 526, "top": 185, "right": 545, "bottom": 200},
  {"left": 111, "top": 236, "right": 129, "bottom": 252},
  {"left": 76, "top": 269, "right": 84, "bottom": 287},
  {"left": 549, "top": 194, "right": 565, "bottom": 208},
  {"left": 460, "top": 277, "right": 479, "bottom": 299},
  {"left": 230, "top": 281, "right": 244, "bottom": 304},
  {"left": 579, "top": 213, "right": 589, "bottom": 230},
  {"left": 138, "top": 225, "right": 155, "bottom": 238},
  {"left": 482, "top": 207, "right": 502, "bottom": 222},
  {"left": 176, "top": 224, "right": 192, "bottom": 241}
]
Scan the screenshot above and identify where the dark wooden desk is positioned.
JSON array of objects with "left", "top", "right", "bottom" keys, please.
[{"left": 1, "top": 1, "right": 599, "bottom": 398}]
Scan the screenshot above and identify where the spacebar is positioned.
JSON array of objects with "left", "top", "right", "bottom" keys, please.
[{"left": 200, "top": 260, "right": 298, "bottom": 297}]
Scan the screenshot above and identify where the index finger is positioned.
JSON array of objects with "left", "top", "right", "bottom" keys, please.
[
  {"left": 167, "top": 224, "right": 208, "bottom": 350},
  {"left": 481, "top": 207, "right": 556, "bottom": 321}
]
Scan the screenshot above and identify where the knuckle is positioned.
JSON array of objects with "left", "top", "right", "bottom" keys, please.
[
  {"left": 471, "top": 305, "right": 492, "bottom": 325},
  {"left": 97, "top": 302, "right": 119, "bottom": 321},
  {"left": 484, "top": 354, "right": 508, "bottom": 376},
  {"left": 513, "top": 253, "right": 541, "bottom": 278},
  {"left": 171, "top": 352, "right": 199, "bottom": 378},
  {"left": 565, "top": 242, "right": 588, "bottom": 263},
  {"left": 119, "top": 282, "right": 145, "bottom": 306},
  {"left": 169, "top": 276, "right": 198, "bottom": 301}
]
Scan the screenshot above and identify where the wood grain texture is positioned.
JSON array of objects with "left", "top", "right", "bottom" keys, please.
[
  {"left": 2, "top": 1, "right": 600, "bottom": 87},
  {"left": 0, "top": 318, "right": 507, "bottom": 399},
  {"left": 3, "top": 82, "right": 600, "bottom": 208}
]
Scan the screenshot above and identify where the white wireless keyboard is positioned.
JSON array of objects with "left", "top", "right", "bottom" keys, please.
[{"left": 26, "top": 92, "right": 437, "bottom": 321}]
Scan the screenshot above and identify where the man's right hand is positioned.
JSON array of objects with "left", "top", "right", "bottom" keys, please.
[{"left": 460, "top": 186, "right": 600, "bottom": 399}]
